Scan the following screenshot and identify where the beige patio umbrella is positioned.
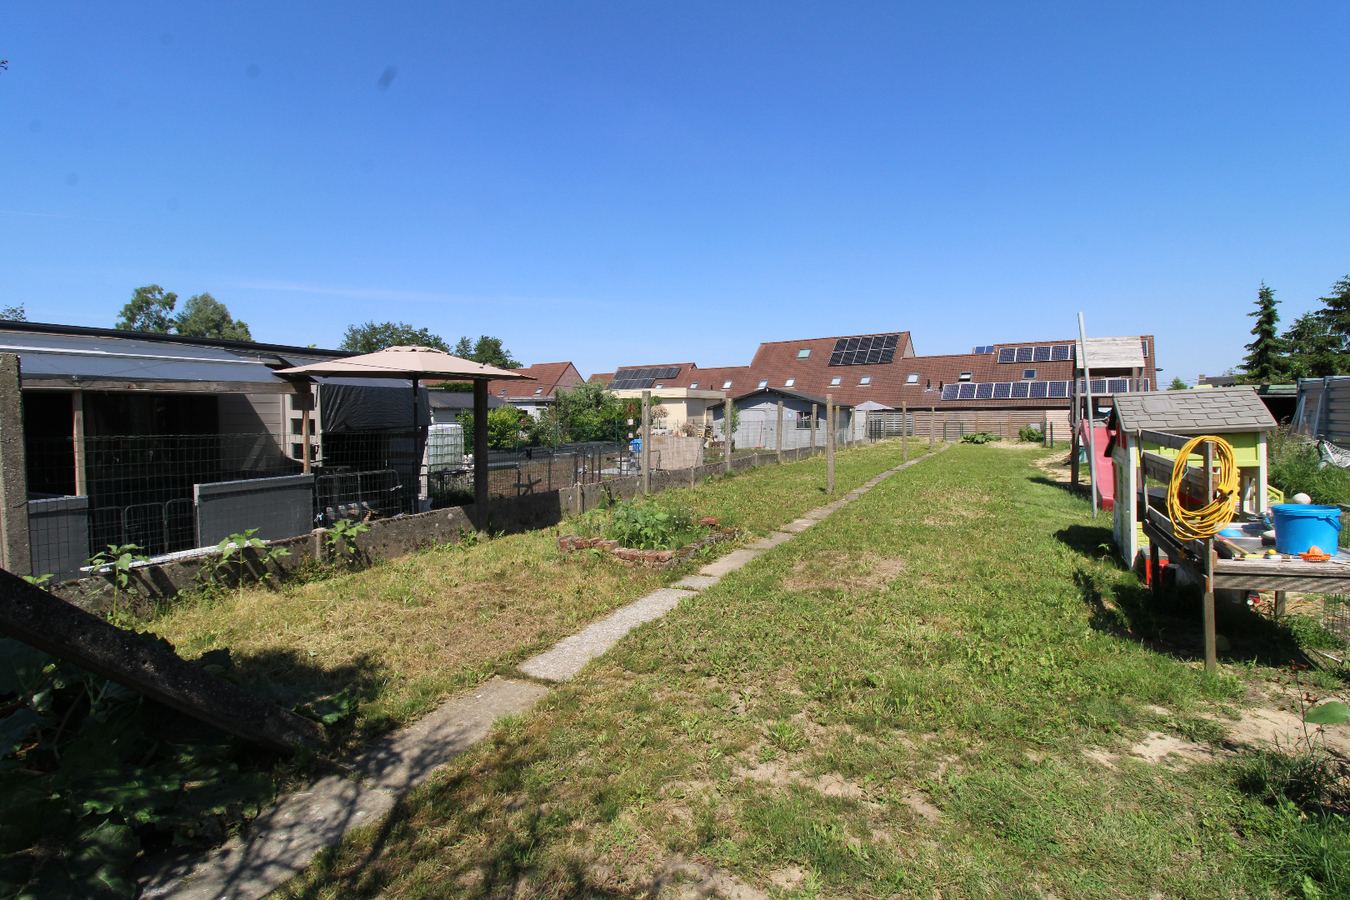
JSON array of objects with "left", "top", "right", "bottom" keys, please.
[{"left": 275, "top": 346, "right": 534, "bottom": 514}]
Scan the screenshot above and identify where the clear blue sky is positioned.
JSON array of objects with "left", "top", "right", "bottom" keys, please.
[{"left": 4, "top": 3, "right": 1348, "bottom": 382}]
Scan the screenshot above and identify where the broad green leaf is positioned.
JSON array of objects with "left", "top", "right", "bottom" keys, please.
[
  {"left": 1304, "top": 700, "right": 1350, "bottom": 725},
  {"left": 0, "top": 709, "right": 51, "bottom": 758},
  {"left": 0, "top": 640, "right": 53, "bottom": 698}
]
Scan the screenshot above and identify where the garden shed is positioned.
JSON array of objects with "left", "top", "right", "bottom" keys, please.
[{"left": 1106, "top": 386, "right": 1277, "bottom": 566}]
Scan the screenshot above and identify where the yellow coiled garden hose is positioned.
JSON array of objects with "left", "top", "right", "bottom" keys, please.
[{"left": 1167, "top": 434, "right": 1239, "bottom": 542}]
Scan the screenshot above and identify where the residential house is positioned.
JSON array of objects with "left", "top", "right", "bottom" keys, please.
[{"left": 483, "top": 361, "right": 584, "bottom": 420}]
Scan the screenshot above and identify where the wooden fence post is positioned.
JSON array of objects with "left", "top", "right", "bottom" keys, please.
[
  {"left": 826, "top": 394, "right": 835, "bottom": 493},
  {"left": 929, "top": 406, "right": 935, "bottom": 450},
  {"left": 776, "top": 400, "right": 783, "bottom": 463},
  {"left": 811, "top": 403, "right": 818, "bottom": 455},
  {"left": 724, "top": 401, "right": 732, "bottom": 475},
  {"left": 902, "top": 403, "right": 908, "bottom": 462},
  {"left": 0, "top": 355, "right": 32, "bottom": 576},
  {"left": 641, "top": 390, "right": 651, "bottom": 495}
]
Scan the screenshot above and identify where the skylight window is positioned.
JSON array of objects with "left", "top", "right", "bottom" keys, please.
[
  {"left": 722, "top": 380, "right": 732, "bottom": 389},
  {"left": 830, "top": 376, "right": 842, "bottom": 386},
  {"left": 859, "top": 376, "right": 872, "bottom": 385},
  {"left": 784, "top": 378, "right": 796, "bottom": 387},
  {"left": 498, "top": 389, "right": 506, "bottom": 396},
  {"left": 1023, "top": 369, "right": 1036, "bottom": 380},
  {"left": 757, "top": 379, "right": 768, "bottom": 389},
  {"left": 654, "top": 383, "right": 664, "bottom": 389},
  {"left": 534, "top": 388, "right": 543, "bottom": 394},
  {"left": 797, "top": 348, "right": 811, "bottom": 359},
  {"left": 906, "top": 373, "right": 919, "bottom": 384},
  {"left": 958, "top": 372, "right": 973, "bottom": 382},
  {"left": 689, "top": 382, "right": 699, "bottom": 389}
]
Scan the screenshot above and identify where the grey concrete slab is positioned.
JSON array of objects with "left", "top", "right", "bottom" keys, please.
[
  {"left": 697, "top": 548, "right": 764, "bottom": 577},
  {"left": 519, "top": 587, "right": 695, "bottom": 682},
  {"left": 353, "top": 678, "right": 547, "bottom": 793},
  {"left": 138, "top": 776, "right": 395, "bottom": 900},
  {"left": 674, "top": 573, "right": 721, "bottom": 590},
  {"left": 779, "top": 519, "right": 815, "bottom": 533},
  {"left": 746, "top": 531, "right": 794, "bottom": 551}
]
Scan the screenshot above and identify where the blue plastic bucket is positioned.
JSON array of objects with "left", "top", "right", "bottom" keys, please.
[{"left": 1271, "top": 504, "right": 1342, "bottom": 555}]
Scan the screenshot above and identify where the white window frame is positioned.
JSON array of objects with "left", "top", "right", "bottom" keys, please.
[
  {"left": 797, "top": 348, "right": 811, "bottom": 359},
  {"left": 689, "top": 382, "right": 699, "bottom": 389},
  {"left": 757, "top": 379, "right": 769, "bottom": 389},
  {"left": 906, "top": 373, "right": 919, "bottom": 384},
  {"left": 859, "top": 376, "right": 872, "bottom": 385},
  {"left": 722, "top": 380, "right": 733, "bottom": 389},
  {"left": 784, "top": 378, "right": 796, "bottom": 387},
  {"left": 830, "top": 376, "right": 842, "bottom": 386},
  {"left": 958, "top": 372, "right": 973, "bottom": 382}
]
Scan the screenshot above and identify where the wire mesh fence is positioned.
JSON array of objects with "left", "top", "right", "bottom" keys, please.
[
  {"left": 23, "top": 430, "right": 638, "bottom": 580},
  {"left": 1324, "top": 595, "right": 1350, "bottom": 644}
]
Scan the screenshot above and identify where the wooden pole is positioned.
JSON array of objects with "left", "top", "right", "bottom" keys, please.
[
  {"left": 929, "top": 407, "right": 935, "bottom": 450},
  {"left": 811, "top": 402, "right": 818, "bottom": 455},
  {"left": 776, "top": 400, "right": 784, "bottom": 462},
  {"left": 300, "top": 383, "right": 312, "bottom": 475},
  {"left": 723, "top": 401, "right": 732, "bottom": 474},
  {"left": 902, "top": 403, "right": 908, "bottom": 462},
  {"left": 826, "top": 394, "right": 835, "bottom": 493},
  {"left": 1202, "top": 440, "right": 1218, "bottom": 675},
  {"left": 641, "top": 390, "right": 651, "bottom": 494},
  {"left": 1079, "top": 312, "right": 1099, "bottom": 517},
  {"left": 1071, "top": 372, "right": 1081, "bottom": 486},
  {"left": 72, "top": 390, "right": 87, "bottom": 495},
  {"left": 473, "top": 379, "right": 489, "bottom": 517}
]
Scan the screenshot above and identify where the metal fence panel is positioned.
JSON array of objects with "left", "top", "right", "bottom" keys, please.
[{"left": 196, "top": 474, "right": 316, "bottom": 545}]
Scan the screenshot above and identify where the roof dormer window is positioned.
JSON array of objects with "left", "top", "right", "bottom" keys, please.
[
  {"left": 784, "top": 378, "right": 796, "bottom": 387},
  {"left": 534, "top": 388, "right": 543, "bottom": 394},
  {"left": 757, "top": 379, "right": 769, "bottom": 389},
  {"left": 958, "top": 372, "right": 973, "bottom": 382}
]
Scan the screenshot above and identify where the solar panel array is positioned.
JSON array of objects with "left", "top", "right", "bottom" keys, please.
[
  {"left": 940, "top": 377, "right": 1138, "bottom": 401},
  {"left": 997, "top": 344, "right": 1073, "bottom": 364},
  {"left": 828, "top": 334, "right": 899, "bottom": 366},
  {"left": 608, "top": 366, "right": 682, "bottom": 390},
  {"left": 972, "top": 345, "right": 996, "bottom": 354}
]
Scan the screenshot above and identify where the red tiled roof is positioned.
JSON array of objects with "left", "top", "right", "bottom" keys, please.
[
  {"left": 481, "top": 362, "right": 584, "bottom": 401},
  {"left": 588, "top": 372, "right": 614, "bottom": 385}
]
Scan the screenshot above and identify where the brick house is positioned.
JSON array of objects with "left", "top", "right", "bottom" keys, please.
[{"left": 481, "top": 362, "right": 585, "bottom": 420}]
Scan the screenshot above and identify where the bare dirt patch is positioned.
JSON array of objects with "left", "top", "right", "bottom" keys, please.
[
  {"left": 652, "top": 856, "right": 769, "bottom": 900},
  {"left": 783, "top": 552, "right": 906, "bottom": 593}
]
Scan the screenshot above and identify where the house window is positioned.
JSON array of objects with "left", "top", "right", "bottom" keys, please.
[
  {"left": 830, "top": 376, "right": 842, "bottom": 386},
  {"left": 784, "top": 378, "right": 796, "bottom": 387},
  {"left": 689, "top": 382, "right": 699, "bottom": 389},
  {"left": 797, "top": 348, "right": 811, "bottom": 359},
  {"left": 722, "top": 380, "right": 732, "bottom": 389},
  {"left": 534, "top": 388, "right": 544, "bottom": 395},
  {"left": 958, "top": 372, "right": 973, "bottom": 382},
  {"left": 757, "top": 379, "right": 768, "bottom": 389},
  {"left": 859, "top": 376, "right": 872, "bottom": 385},
  {"left": 1141, "top": 339, "right": 1149, "bottom": 357},
  {"left": 1023, "top": 369, "right": 1036, "bottom": 380},
  {"left": 498, "top": 389, "right": 506, "bottom": 396},
  {"left": 906, "top": 373, "right": 919, "bottom": 384}
]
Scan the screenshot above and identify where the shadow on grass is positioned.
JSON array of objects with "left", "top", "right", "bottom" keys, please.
[
  {"left": 1055, "top": 526, "right": 1318, "bottom": 672},
  {"left": 282, "top": 730, "right": 631, "bottom": 900}
]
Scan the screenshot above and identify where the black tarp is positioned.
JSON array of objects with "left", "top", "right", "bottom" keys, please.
[{"left": 319, "top": 380, "right": 431, "bottom": 433}]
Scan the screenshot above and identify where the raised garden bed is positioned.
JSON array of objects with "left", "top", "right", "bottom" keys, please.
[{"left": 557, "top": 517, "right": 742, "bottom": 570}]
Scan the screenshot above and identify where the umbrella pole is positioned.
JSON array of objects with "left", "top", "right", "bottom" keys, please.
[{"left": 474, "top": 379, "right": 489, "bottom": 523}]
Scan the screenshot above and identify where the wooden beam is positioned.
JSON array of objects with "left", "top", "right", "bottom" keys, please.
[
  {"left": 71, "top": 390, "right": 87, "bottom": 496},
  {"left": 1202, "top": 442, "right": 1217, "bottom": 675},
  {"left": 1138, "top": 429, "right": 1194, "bottom": 452},
  {"left": 0, "top": 569, "right": 323, "bottom": 753}
]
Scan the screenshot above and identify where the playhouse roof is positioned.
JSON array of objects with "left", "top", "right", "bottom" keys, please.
[{"left": 1111, "top": 386, "right": 1276, "bottom": 435}]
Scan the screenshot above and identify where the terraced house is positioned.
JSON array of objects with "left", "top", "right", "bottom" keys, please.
[{"left": 597, "top": 330, "right": 1158, "bottom": 435}]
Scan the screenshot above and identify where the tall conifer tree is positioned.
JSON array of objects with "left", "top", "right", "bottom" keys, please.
[{"left": 1242, "top": 282, "right": 1284, "bottom": 383}]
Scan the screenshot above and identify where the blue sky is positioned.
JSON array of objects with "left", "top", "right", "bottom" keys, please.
[{"left": 4, "top": 3, "right": 1348, "bottom": 382}]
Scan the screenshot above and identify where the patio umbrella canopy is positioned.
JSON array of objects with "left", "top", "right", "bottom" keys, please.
[{"left": 275, "top": 346, "right": 535, "bottom": 517}]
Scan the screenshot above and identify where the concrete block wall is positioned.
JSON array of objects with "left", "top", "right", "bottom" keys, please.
[{"left": 48, "top": 437, "right": 869, "bottom": 616}]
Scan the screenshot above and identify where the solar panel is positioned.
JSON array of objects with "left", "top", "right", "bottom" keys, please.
[
  {"left": 1015, "top": 347, "right": 1033, "bottom": 363},
  {"left": 608, "top": 366, "right": 682, "bottom": 390},
  {"left": 1051, "top": 344, "right": 1071, "bottom": 361},
  {"left": 958, "top": 382, "right": 977, "bottom": 400},
  {"left": 998, "top": 348, "right": 1016, "bottom": 363},
  {"left": 1012, "top": 382, "right": 1029, "bottom": 399},
  {"left": 828, "top": 334, "right": 900, "bottom": 366},
  {"left": 993, "top": 382, "right": 1012, "bottom": 399},
  {"left": 1029, "top": 381, "right": 1048, "bottom": 399},
  {"left": 1090, "top": 379, "right": 1106, "bottom": 394},
  {"left": 1048, "top": 381, "right": 1069, "bottom": 398},
  {"left": 1108, "top": 378, "right": 1129, "bottom": 394},
  {"left": 941, "top": 384, "right": 960, "bottom": 400},
  {"left": 1033, "top": 346, "right": 1051, "bottom": 362},
  {"left": 975, "top": 382, "right": 994, "bottom": 400}
]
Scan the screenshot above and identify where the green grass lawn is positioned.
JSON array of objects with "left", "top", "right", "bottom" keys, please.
[
  {"left": 150, "top": 439, "right": 925, "bottom": 756},
  {"left": 279, "top": 444, "right": 1349, "bottom": 900}
]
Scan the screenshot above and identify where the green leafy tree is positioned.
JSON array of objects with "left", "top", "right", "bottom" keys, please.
[
  {"left": 1242, "top": 282, "right": 1285, "bottom": 383},
  {"left": 0, "top": 303, "right": 25, "bottom": 321},
  {"left": 174, "top": 292, "right": 253, "bottom": 341},
  {"left": 116, "top": 284, "right": 177, "bottom": 333},
  {"left": 452, "top": 335, "right": 521, "bottom": 369},
  {"left": 553, "top": 381, "right": 624, "bottom": 442},
  {"left": 340, "top": 321, "right": 450, "bottom": 353},
  {"left": 1168, "top": 377, "right": 1187, "bottom": 391},
  {"left": 1282, "top": 310, "right": 1344, "bottom": 379},
  {"left": 456, "top": 404, "right": 532, "bottom": 450}
]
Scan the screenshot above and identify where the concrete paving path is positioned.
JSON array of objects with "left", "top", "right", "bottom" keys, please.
[{"left": 138, "top": 442, "right": 949, "bottom": 900}]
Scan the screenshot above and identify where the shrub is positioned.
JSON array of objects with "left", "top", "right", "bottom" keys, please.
[
  {"left": 1018, "top": 423, "right": 1043, "bottom": 443},
  {"left": 960, "top": 432, "right": 997, "bottom": 445},
  {"left": 605, "top": 501, "right": 706, "bottom": 550}
]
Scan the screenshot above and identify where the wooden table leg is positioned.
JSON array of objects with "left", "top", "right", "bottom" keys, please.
[
  {"left": 1274, "top": 590, "right": 1286, "bottom": 621},
  {"left": 1151, "top": 543, "right": 1161, "bottom": 604}
]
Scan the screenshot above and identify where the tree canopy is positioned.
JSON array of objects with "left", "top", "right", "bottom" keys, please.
[
  {"left": 0, "top": 303, "right": 26, "bottom": 321},
  {"left": 1167, "top": 377, "right": 1187, "bottom": 391},
  {"left": 1241, "top": 282, "right": 1284, "bottom": 383},
  {"left": 339, "top": 321, "right": 450, "bottom": 354},
  {"left": 452, "top": 335, "right": 521, "bottom": 369},
  {"left": 115, "top": 285, "right": 252, "bottom": 341}
]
